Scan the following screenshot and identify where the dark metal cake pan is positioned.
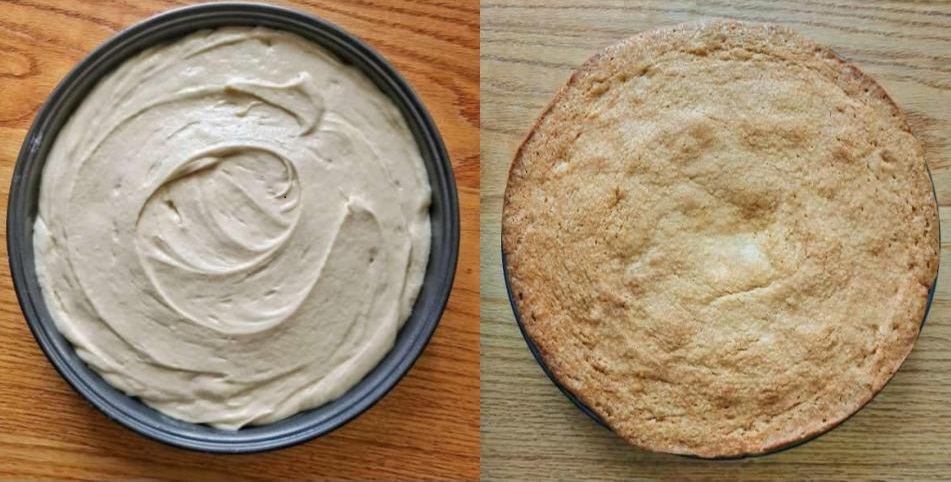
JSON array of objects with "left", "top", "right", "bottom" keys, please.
[{"left": 7, "top": 2, "right": 458, "bottom": 453}]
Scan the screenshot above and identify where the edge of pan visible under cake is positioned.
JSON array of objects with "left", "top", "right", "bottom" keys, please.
[{"left": 501, "top": 20, "right": 939, "bottom": 458}]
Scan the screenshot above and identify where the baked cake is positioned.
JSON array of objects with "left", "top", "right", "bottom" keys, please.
[{"left": 501, "top": 20, "right": 939, "bottom": 458}]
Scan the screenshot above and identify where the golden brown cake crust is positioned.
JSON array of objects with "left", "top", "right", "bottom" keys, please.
[{"left": 501, "top": 20, "right": 939, "bottom": 458}]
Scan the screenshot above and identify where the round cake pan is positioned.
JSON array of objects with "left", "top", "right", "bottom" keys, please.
[
  {"left": 8, "top": 2, "right": 458, "bottom": 453},
  {"left": 501, "top": 169, "right": 939, "bottom": 459}
]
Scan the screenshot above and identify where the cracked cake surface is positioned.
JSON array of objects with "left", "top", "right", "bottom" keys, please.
[{"left": 501, "top": 20, "right": 938, "bottom": 458}]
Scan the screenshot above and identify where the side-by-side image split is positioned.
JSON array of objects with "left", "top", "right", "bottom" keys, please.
[{"left": 2, "top": 1, "right": 951, "bottom": 481}]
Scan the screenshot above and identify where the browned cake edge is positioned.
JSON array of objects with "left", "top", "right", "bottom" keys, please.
[{"left": 501, "top": 19, "right": 940, "bottom": 458}]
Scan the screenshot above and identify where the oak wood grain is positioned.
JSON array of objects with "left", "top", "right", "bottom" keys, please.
[
  {"left": 0, "top": 0, "right": 479, "bottom": 480},
  {"left": 480, "top": 1, "right": 951, "bottom": 480}
]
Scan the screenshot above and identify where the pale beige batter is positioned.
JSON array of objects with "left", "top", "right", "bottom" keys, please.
[{"left": 35, "top": 27, "right": 431, "bottom": 429}]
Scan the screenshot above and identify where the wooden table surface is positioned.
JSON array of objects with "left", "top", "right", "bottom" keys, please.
[
  {"left": 0, "top": 0, "right": 479, "bottom": 480},
  {"left": 481, "top": 1, "right": 951, "bottom": 480}
]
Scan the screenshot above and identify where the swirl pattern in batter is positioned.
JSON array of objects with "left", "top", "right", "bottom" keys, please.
[{"left": 34, "top": 27, "right": 431, "bottom": 429}]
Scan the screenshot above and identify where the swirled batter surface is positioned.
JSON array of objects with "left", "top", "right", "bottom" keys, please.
[{"left": 34, "top": 27, "right": 431, "bottom": 429}]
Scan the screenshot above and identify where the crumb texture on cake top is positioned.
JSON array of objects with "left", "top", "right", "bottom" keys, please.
[{"left": 502, "top": 20, "right": 939, "bottom": 458}]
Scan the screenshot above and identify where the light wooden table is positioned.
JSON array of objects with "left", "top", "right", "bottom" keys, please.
[
  {"left": 481, "top": 1, "right": 951, "bottom": 480},
  {"left": 0, "top": 0, "right": 479, "bottom": 480}
]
